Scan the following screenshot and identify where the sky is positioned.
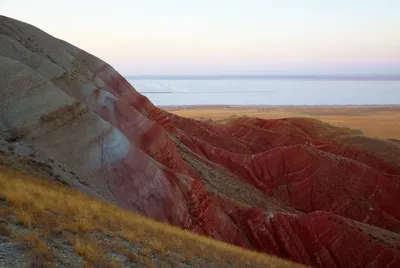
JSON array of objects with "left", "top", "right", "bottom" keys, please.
[{"left": 1, "top": 0, "right": 400, "bottom": 75}]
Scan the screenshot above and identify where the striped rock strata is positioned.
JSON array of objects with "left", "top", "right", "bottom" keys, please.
[{"left": 1, "top": 15, "right": 400, "bottom": 267}]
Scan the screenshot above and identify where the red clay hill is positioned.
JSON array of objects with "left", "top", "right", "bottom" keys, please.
[{"left": 1, "top": 15, "right": 399, "bottom": 267}]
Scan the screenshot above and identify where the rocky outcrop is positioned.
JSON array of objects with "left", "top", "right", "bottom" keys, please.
[{"left": 1, "top": 15, "right": 400, "bottom": 267}]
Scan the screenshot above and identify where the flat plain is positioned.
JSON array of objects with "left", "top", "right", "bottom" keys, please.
[{"left": 166, "top": 105, "right": 400, "bottom": 140}]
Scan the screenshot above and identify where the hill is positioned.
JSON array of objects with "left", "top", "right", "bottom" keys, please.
[
  {"left": 1, "top": 15, "right": 400, "bottom": 267},
  {"left": 0, "top": 162, "right": 299, "bottom": 267}
]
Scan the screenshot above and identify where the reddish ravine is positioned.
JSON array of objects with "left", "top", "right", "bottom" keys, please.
[{"left": 1, "top": 15, "right": 400, "bottom": 267}]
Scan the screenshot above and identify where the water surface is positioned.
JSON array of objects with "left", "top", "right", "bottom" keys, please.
[{"left": 127, "top": 77, "right": 400, "bottom": 106}]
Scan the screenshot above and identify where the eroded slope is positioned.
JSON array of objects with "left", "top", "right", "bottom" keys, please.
[{"left": 1, "top": 15, "right": 400, "bottom": 267}]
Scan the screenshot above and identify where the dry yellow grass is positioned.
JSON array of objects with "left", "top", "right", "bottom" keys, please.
[
  {"left": 0, "top": 165, "right": 301, "bottom": 267},
  {"left": 73, "top": 237, "right": 101, "bottom": 262},
  {"left": 167, "top": 106, "right": 400, "bottom": 140},
  {"left": 142, "top": 257, "right": 155, "bottom": 268},
  {"left": 150, "top": 238, "right": 167, "bottom": 254},
  {"left": 0, "top": 222, "right": 11, "bottom": 236},
  {"left": 139, "top": 247, "right": 153, "bottom": 257},
  {"left": 0, "top": 206, "right": 6, "bottom": 218},
  {"left": 72, "top": 237, "right": 119, "bottom": 267},
  {"left": 14, "top": 231, "right": 54, "bottom": 267}
]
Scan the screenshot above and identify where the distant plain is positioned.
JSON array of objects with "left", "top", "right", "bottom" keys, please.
[{"left": 166, "top": 105, "right": 400, "bottom": 140}]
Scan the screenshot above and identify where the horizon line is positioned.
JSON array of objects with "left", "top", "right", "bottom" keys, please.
[{"left": 125, "top": 74, "right": 400, "bottom": 81}]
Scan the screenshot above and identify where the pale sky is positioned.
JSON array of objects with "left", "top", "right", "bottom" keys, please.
[{"left": 2, "top": 0, "right": 400, "bottom": 75}]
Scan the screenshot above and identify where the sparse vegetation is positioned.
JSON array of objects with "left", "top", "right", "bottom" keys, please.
[
  {"left": 142, "top": 257, "right": 155, "bottom": 268},
  {"left": 0, "top": 206, "right": 6, "bottom": 218},
  {"left": 149, "top": 238, "right": 166, "bottom": 254},
  {"left": 73, "top": 237, "right": 100, "bottom": 262},
  {"left": 0, "top": 223, "right": 11, "bottom": 236},
  {"left": 15, "top": 231, "right": 54, "bottom": 267},
  {"left": 139, "top": 247, "right": 153, "bottom": 257},
  {"left": 0, "top": 165, "right": 300, "bottom": 267},
  {"left": 72, "top": 237, "right": 118, "bottom": 267}
]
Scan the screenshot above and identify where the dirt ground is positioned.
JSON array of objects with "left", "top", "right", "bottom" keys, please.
[{"left": 166, "top": 106, "right": 400, "bottom": 140}]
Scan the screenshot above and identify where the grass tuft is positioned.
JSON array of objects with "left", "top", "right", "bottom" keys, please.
[
  {"left": 142, "top": 257, "right": 155, "bottom": 268},
  {"left": 0, "top": 206, "right": 7, "bottom": 218},
  {"left": 14, "top": 231, "right": 53, "bottom": 266},
  {"left": 150, "top": 238, "right": 167, "bottom": 254},
  {"left": 72, "top": 236, "right": 120, "bottom": 267},
  {"left": 139, "top": 247, "right": 153, "bottom": 257},
  {"left": 0, "top": 223, "right": 11, "bottom": 236},
  {"left": 73, "top": 237, "right": 101, "bottom": 262}
]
